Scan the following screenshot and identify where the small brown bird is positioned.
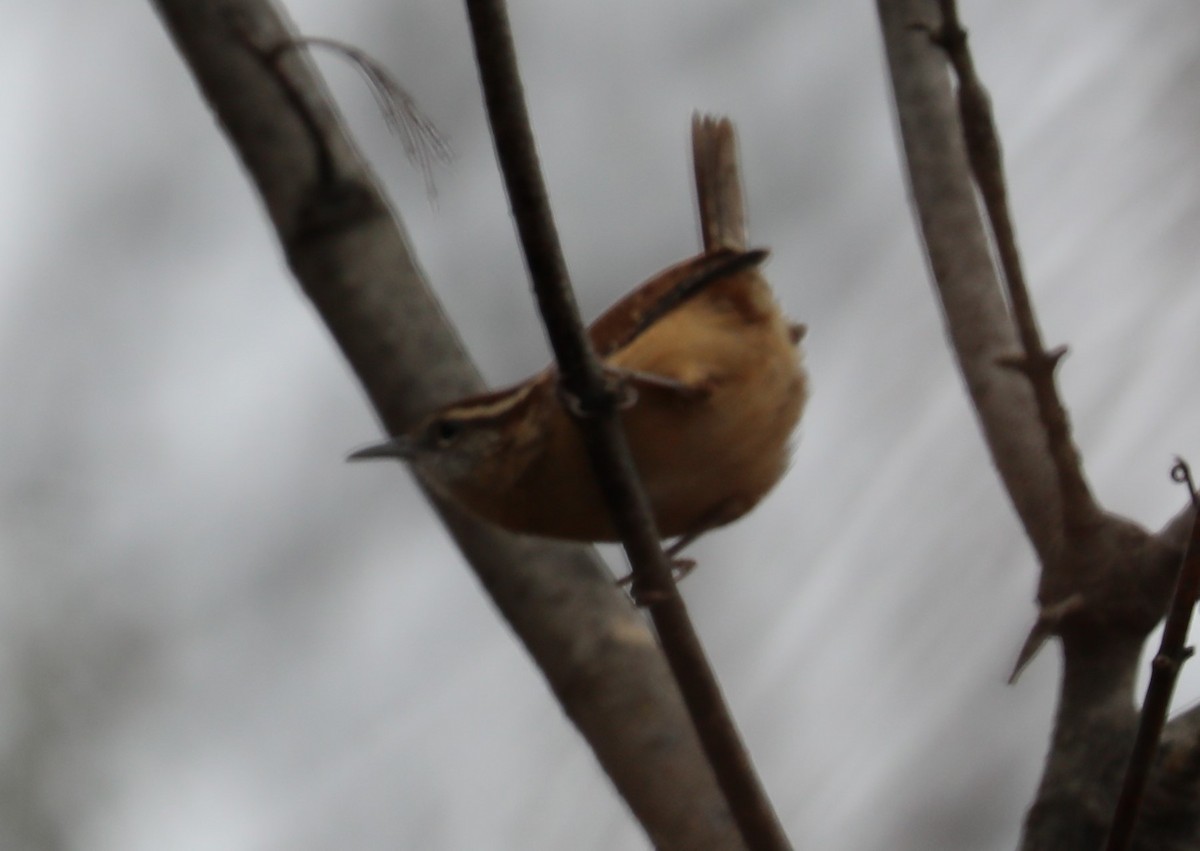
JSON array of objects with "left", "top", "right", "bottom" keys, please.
[{"left": 351, "top": 248, "right": 807, "bottom": 548}]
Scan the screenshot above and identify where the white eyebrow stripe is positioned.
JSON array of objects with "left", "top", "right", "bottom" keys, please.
[{"left": 444, "top": 383, "right": 536, "bottom": 422}]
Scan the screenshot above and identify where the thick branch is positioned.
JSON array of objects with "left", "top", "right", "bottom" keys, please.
[
  {"left": 149, "top": 1, "right": 744, "bottom": 848},
  {"left": 877, "top": 2, "right": 1189, "bottom": 849},
  {"left": 1157, "top": 502, "right": 1196, "bottom": 555}
]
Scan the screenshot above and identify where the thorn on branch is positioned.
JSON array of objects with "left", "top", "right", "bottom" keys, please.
[
  {"left": 1009, "top": 593, "right": 1086, "bottom": 684},
  {"left": 996, "top": 345, "right": 1067, "bottom": 377},
  {"left": 1044, "top": 344, "right": 1068, "bottom": 367}
]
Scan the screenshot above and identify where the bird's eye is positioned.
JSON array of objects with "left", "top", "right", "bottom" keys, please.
[{"left": 432, "top": 418, "right": 463, "bottom": 446}]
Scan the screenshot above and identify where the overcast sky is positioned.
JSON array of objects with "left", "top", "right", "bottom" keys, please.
[{"left": 2, "top": 0, "right": 1199, "bottom": 848}]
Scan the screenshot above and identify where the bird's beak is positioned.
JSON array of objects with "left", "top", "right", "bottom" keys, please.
[{"left": 346, "top": 435, "right": 417, "bottom": 462}]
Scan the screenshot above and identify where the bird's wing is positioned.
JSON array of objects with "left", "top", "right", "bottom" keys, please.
[{"left": 586, "top": 248, "right": 768, "bottom": 359}]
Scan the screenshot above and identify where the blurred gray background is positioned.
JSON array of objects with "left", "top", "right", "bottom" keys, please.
[{"left": 3, "top": 0, "right": 1198, "bottom": 848}]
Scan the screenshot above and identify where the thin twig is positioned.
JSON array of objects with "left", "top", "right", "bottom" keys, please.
[
  {"left": 461, "top": 1, "right": 791, "bottom": 848},
  {"left": 875, "top": 0, "right": 1062, "bottom": 564},
  {"left": 1104, "top": 460, "right": 1200, "bottom": 851},
  {"left": 934, "top": 0, "right": 1099, "bottom": 535}
]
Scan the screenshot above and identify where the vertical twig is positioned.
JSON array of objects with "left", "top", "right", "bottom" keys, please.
[
  {"left": 1104, "top": 461, "right": 1200, "bottom": 851},
  {"left": 462, "top": 2, "right": 792, "bottom": 848},
  {"left": 875, "top": 0, "right": 1063, "bottom": 566},
  {"left": 933, "top": 0, "right": 1099, "bottom": 535}
]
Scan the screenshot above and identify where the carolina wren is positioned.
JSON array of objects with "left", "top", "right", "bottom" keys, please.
[{"left": 350, "top": 248, "right": 807, "bottom": 547}]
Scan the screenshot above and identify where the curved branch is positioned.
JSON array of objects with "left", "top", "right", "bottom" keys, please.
[
  {"left": 933, "top": 0, "right": 1099, "bottom": 536},
  {"left": 149, "top": 1, "right": 744, "bottom": 847},
  {"left": 876, "top": 0, "right": 1062, "bottom": 565}
]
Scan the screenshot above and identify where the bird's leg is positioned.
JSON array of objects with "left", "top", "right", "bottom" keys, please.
[
  {"left": 615, "top": 533, "right": 704, "bottom": 606},
  {"left": 556, "top": 364, "right": 711, "bottom": 420},
  {"left": 611, "top": 366, "right": 712, "bottom": 400}
]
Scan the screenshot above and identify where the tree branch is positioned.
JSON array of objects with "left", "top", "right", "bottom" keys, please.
[
  {"left": 933, "top": 0, "right": 1100, "bottom": 537},
  {"left": 148, "top": 1, "right": 746, "bottom": 847},
  {"left": 875, "top": 0, "right": 1062, "bottom": 566},
  {"left": 877, "top": 1, "right": 1190, "bottom": 848},
  {"left": 1104, "top": 463, "right": 1200, "bottom": 850}
]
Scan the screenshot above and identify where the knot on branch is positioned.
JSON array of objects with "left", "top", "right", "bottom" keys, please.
[
  {"left": 925, "top": 20, "right": 968, "bottom": 55},
  {"left": 290, "top": 181, "right": 384, "bottom": 245},
  {"left": 1151, "top": 646, "right": 1194, "bottom": 677},
  {"left": 906, "top": 17, "right": 966, "bottom": 55},
  {"left": 228, "top": 27, "right": 425, "bottom": 247},
  {"left": 1045, "top": 515, "right": 1180, "bottom": 632}
]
